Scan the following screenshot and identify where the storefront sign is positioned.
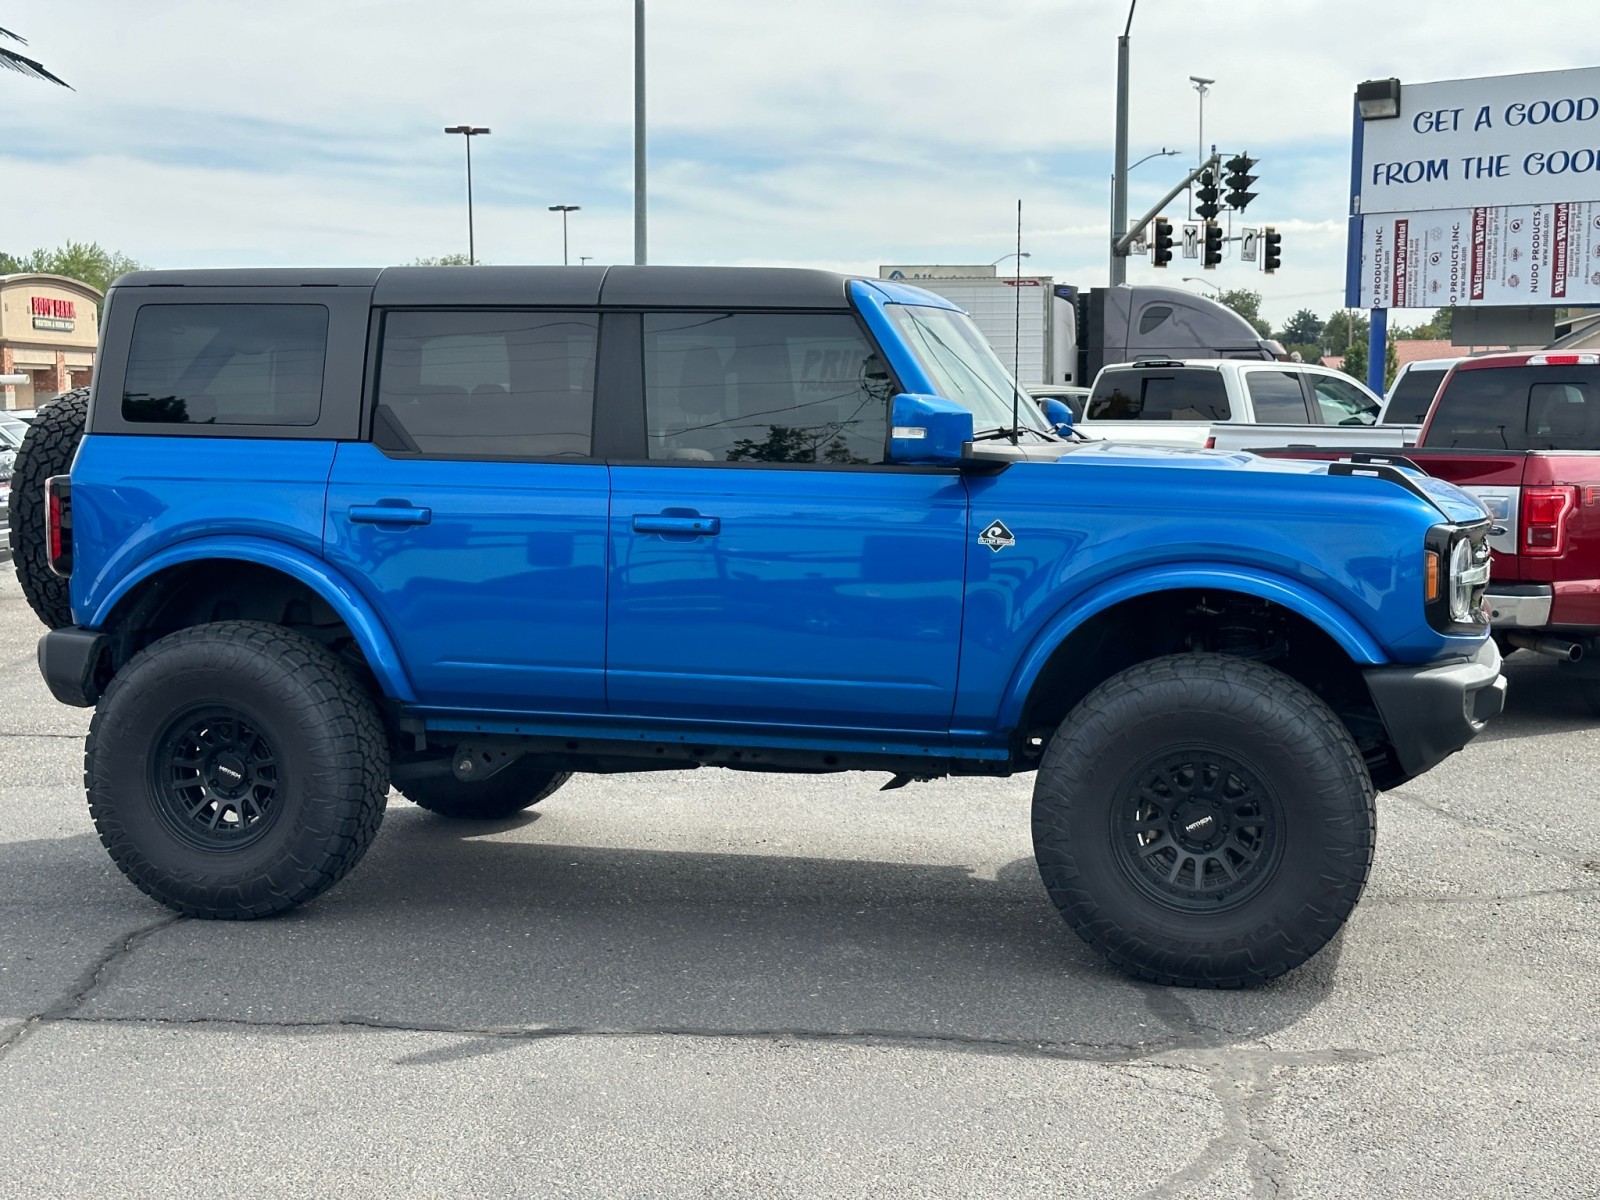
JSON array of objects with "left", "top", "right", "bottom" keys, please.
[
  {"left": 30, "top": 296, "right": 75, "bottom": 319},
  {"left": 1358, "top": 200, "right": 1600, "bottom": 308},
  {"left": 32, "top": 316, "right": 74, "bottom": 332}
]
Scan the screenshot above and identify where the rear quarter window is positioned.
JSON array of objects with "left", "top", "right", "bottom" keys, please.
[
  {"left": 1088, "top": 368, "right": 1230, "bottom": 421},
  {"left": 121, "top": 304, "right": 329, "bottom": 426},
  {"left": 1386, "top": 368, "right": 1448, "bottom": 424},
  {"left": 1429, "top": 366, "right": 1600, "bottom": 450}
]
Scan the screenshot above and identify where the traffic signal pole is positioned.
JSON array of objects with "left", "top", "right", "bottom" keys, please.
[{"left": 1113, "top": 153, "right": 1222, "bottom": 257}]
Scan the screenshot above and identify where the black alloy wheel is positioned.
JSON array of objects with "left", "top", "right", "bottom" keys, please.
[
  {"left": 151, "top": 707, "right": 283, "bottom": 851},
  {"left": 1112, "top": 748, "right": 1284, "bottom": 913}
]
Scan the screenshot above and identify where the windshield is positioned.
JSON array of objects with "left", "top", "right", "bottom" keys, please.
[
  {"left": 886, "top": 304, "right": 1050, "bottom": 435},
  {"left": 0, "top": 418, "right": 25, "bottom": 450}
]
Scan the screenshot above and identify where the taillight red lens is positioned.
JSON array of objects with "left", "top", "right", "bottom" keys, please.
[
  {"left": 44, "top": 476, "right": 72, "bottom": 577},
  {"left": 1522, "top": 485, "right": 1576, "bottom": 555}
]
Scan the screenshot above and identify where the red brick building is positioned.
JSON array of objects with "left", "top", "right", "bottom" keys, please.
[{"left": 0, "top": 273, "right": 100, "bottom": 409}]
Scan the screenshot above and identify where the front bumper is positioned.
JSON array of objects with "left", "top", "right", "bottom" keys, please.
[
  {"left": 1363, "top": 639, "right": 1506, "bottom": 781},
  {"left": 38, "top": 626, "right": 110, "bottom": 708}
]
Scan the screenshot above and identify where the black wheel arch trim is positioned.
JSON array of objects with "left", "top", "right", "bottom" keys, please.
[{"left": 1362, "top": 637, "right": 1505, "bottom": 781}]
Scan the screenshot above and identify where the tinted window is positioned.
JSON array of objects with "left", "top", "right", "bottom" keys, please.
[
  {"left": 1245, "top": 370, "right": 1310, "bottom": 423},
  {"left": 643, "top": 312, "right": 890, "bottom": 463},
  {"left": 1137, "top": 305, "right": 1172, "bottom": 336},
  {"left": 377, "top": 311, "right": 598, "bottom": 457},
  {"left": 122, "top": 304, "right": 328, "bottom": 425},
  {"left": 1429, "top": 366, "right": 1600, "bottom": 450},
  {"left": 1385, "top": 367, "right": 1448, "bottom": 424},
  {"left": 1087, "top": 369, "right": 1230, "bottom": 421},
  {"left": 1311, "top": 375, "right": 1379, "bottom": 426}
]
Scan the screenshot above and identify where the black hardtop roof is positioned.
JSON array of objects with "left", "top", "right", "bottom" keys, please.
[{"left": 110, "top": 265, "right": 860, "bottom": 309}]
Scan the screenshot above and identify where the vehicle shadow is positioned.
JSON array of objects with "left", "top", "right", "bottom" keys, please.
[{"left": 12, "top": 808, "right": 1345, "bottom": 1058}]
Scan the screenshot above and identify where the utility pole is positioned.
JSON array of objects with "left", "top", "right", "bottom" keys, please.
[
  {"left": 634, "top": 0, "right": 647, "bottom": 265},
  {"left": 1109, "top": 1, "right": 1136, "bottom": 286}
]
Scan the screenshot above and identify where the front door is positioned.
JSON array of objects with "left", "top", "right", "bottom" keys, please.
[
  {"left": 325, "top": 308, "right": 609, "bottom": 713},
  {"left": 606, "top": 310, "right": 968, "bottom": 732}
]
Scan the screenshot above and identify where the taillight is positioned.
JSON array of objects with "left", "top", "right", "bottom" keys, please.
[
  {"left": 1521, "top": 485, "right": 1576, "bottom": 555},
  {"left": 1525, "top": 353, "right": 1599, "bottom": 366},
  {"left": 45, "top": 475, "right": 72, "bottom": 577},
  {"left": 1204, "top": 435, "right": 1216, "bottom": 449}
]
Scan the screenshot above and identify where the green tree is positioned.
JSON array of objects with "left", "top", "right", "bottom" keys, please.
[
  {"left": 1321, "top": 310, "right": 1370, "bottom": 356},
  {"left": 1283, "top": 343, "right": 1322, "bottom": 365},
  {"left": 409, "top": 253, "right": 478, "bottom": 266},
  {"left": 1279, "top": 308, "right": 1324, "bottom": 347},
  {"left": 1217, "top": 288, "right": 1271, "bottom": 339},
  {"left": 2, "top": 242, "right": 141, "bottom": 292},
  {"left": 0, "top": 24, "right": 70, "bottom": 87},
  {"left": 1340, "top": 335, "right": 1398, "bottom": 390}
]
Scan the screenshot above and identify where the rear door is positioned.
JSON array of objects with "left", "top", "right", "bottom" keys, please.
[
  {"left": 604, "top": 309, "right": 968, "bottom": 731},
  {"left": 324, "top": 308, "right": 610, "bottom": 713}
]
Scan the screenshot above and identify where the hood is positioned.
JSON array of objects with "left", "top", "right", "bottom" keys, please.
[{"left": 1056, "top": 440, "right": 1489, "bottom": 525}]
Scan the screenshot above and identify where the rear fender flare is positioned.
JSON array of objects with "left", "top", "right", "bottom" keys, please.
[
  {"left": 88, "top": 535, "right": 417, "bottom": 703},
  {"left": 997, "top": 564, "right": 1385, "bottom": 729}
]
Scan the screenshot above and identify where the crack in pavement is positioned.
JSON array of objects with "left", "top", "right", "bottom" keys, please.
[
  {"left": 1364, "top": 883, "right": 1600, "bottom": 906},
  {"left": 1386, "top": 787, "right": 1597, "bottom": 873},
  {"left": 0, "top": 912, "right": 183, "bottom": 1065}
]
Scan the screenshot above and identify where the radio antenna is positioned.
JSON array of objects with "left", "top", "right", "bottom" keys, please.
[{"left": 1011, "top": 198, "right": 1022, "bottom": 445}]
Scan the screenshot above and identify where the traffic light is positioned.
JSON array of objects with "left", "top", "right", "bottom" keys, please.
[
  {"left": 1203, "top": 221, "right": 1223, "bottom": 268},
  {"left": 1263, "top": 226, "right": 1282, "bottom": 273},
  {"left": 1195, "top": 169, "right": 1221, "bottom": 221},
  {"left": 1152, "top": 216, "right": 1173, "bottom": 268},
  {"left": 1225, "top": 154, "right": 1257, "bottom": 210}
]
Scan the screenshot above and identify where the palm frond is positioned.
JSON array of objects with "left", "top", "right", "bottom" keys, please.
[
  {"left": 0, "top": 45, "right": 71, "bottom": 88},
  {"left": 0, "top": 26, "right": 28, "bottom": 44}
]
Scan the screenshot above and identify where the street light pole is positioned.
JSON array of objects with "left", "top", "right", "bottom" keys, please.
[
  {"left": 548, "top": 205, "right": 581, "bottom": 265},
  {"left": 634, "top": 0, "right": 647, "bottom": 265},
  {"left": 1182, "top": 276, "right": 1223, "bottom": 295},
  {"left": 1188, "top": 77, "right": 1214, "bottom": 219},
  {"left": 1109, "top": 0, "right": 1136, "bottom": 287},
  {"left": 989, "top": 251, "right": 1031, "bottom": 268},
  {"left": 443, "top": 125, "right": 491, "bottom": 265}
]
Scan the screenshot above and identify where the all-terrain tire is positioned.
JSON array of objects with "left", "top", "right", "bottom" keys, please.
[
  {"left": 86, "top": 621, "right": 390, "bottom": 919},
  {"left": 398, "top": 758, "right": 571, "bottom": 820},
  {"left": 1032, "top": 652, "right": 1376, "bottom": 989},
  {"left": 10, "top": 387, "right": 89, "bottom": 629}
]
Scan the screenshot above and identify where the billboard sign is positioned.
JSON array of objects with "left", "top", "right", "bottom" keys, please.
[
  {"left": 1359, "top": 67, "right": 1600, "bottom": 216},
  {"left": 880, "top": 265, "right": 996, "bottom": 280},
  {"left": 1358, "top": 201, "right": 1600, "bottom": 308}
]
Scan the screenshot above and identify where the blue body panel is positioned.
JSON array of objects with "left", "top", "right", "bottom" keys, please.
[
  {"left": 324, "top": 443, "right": 609, "bottom": 713},
  {"left": 72, "top": 435, "right": 335, "bottom": 624},
  {"left": 606, "top": 465, "right": 968, "bottom": 730}
]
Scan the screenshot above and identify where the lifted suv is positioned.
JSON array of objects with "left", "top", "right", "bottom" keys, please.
[{"left": 20, "top": 265, "right": 1504, "bottom": 988}]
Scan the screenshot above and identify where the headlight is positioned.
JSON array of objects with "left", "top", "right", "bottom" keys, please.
[{"left": 1426, "top": 523, "right": 1491, "bottom": 631}]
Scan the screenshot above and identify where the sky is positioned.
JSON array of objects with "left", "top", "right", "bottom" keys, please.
[{"left": 2, "top": 0, "right": 1597, "bottom": 327}]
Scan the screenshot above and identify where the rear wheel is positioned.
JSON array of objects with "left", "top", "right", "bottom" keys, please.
[
  {"left": 86, "top": 621, "right": 389, "bottom": 918},
  {"left": 10, "top": 388, "right": 89, "bottom": 629},
  {"left": 397, "top": 758, "right": 571, "bottom": 820},
  {"left": 1032, "top": 653, "right": 1375, "bottom": 988}
]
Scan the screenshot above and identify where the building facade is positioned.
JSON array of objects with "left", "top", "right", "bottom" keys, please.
[{"left": 0, "top": 273, "right": 101, "bottom": 410}]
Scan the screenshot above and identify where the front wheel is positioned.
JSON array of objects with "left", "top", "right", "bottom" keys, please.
[{"left": 1032, "top": 653, "right": 1375, "bottom": 988}]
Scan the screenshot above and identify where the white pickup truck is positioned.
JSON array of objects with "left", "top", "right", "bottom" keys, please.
[{"left": 1075, "top": 358, "right": 1421, "bottom": 451}]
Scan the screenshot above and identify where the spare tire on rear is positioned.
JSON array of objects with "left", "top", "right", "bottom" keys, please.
[{"left": 10, "top": 388, "right": 90, "bottom": 629}]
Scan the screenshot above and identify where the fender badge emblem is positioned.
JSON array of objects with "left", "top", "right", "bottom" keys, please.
[{"left": 978, "top": 520, "right": 1016, "bottom": 553}]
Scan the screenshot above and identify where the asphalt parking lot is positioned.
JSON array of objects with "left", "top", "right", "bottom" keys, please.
[{"left": 1, "top": 573, "right": 1596, "bottom": 1199}]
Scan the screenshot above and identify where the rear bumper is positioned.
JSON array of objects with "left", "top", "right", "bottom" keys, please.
[
  {"left": 1363, "top": 639, "right": 1505, "bottom": 781},
  {"left": 1487, "top": 584, "right": 1552, "bottom": 627},
  {"left": 37, "top": 626, "right": 109, "bottom": 708}
]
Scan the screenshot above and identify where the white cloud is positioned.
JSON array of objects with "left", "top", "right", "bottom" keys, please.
[{"left": 3, "top": 0, "right": 1598, "bottom": 325}]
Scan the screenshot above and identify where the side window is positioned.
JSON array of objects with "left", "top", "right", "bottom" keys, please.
[
  {"left": 1311, "top": 375, "right": 1380, "bottom": 426},
  {"left": 1087, "top": 369, "right": 1230, "bottom": 421},
  {"left": 376, "top": 311, "right": 598, "bottom": 458},
  {"left": 1527, "top": 382, "right": 1595, "bottom": 446},
  {"left": 642, "top": 312, "right": 890, "bottom": 463},
  {"left": 1246, "top": 370, "right": 1312, "bottom": 424},
  {"left": 122, "top": 304, "right": 328, "bottom": 426},
  {"left": 1137, "top": 305, "right": 1173, "bottom": 336}
]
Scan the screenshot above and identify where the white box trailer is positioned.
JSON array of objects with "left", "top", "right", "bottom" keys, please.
[{"left": 880, "top": 273, "right": 1077, "bottom": 386}]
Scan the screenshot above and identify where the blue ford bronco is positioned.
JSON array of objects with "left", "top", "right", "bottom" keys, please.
[{"left": 13, "top": 266, "right": 1505, "bottom": 988}]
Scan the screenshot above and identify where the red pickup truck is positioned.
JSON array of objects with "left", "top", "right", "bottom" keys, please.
[{"left": 1266, "top": 350, "right": 1600, "bottom": 709}]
